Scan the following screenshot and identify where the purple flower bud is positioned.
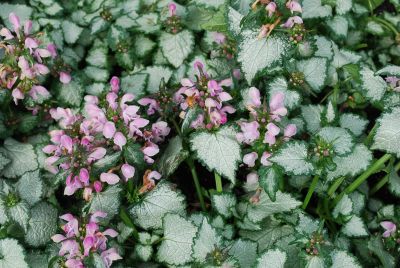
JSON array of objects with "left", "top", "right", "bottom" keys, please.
[
  {"left": 60, "top": 72, "right": 71, "bottom": 84},
  {"left": 9, "top": 13, "right": 20, "bottom": 32},
  {"left": 121, "top": 164, "right": 135, "bottom": 181},
  {"left": 103, "top": 121, "right": 116, "bottom": 139},
  {"left": 243, "top": 152, "right": 258, "bottom": 167},
  {"left": 100, "top": 173, "right": 120, "bottom": 185},
  {"left": 113, "top": 132, "right": 126, "bottom": 150}
]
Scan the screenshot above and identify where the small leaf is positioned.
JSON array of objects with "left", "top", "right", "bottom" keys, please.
[
  {"left": 296, "top": 57, "right": 328, "bottom": 92},
  {"left": 157, "top": 136, "right": 189, "bottom": 177},
  {"left": 341, "top": 215, "right": 368, "bottom": 237},
  {"left": 0, "top": 138, "right": 37, "bottom": 179},
  {"left": 372, "top": 107, "right": 400, "bottom": 157},
  {"left": 388, "top": 164, "right": 400, "bottom": 197},
  {"left": 270, "top": 141, "right": 314, "bottom": 176},
  {"left": 326, "top": 144, "right": 372, "bottom": 181},
  {"left": 144, "top": 66, "right": 172, "bottom": 93},
  {"left": 160, "top": 30, "right": 194, "bottom": 68},
  {"left": 8, "top": 201, "right": 30, "bottom": 232},
  {"left": 61, "top": 20, "right": 83, "bottom": 44},
  {"left": 302, "top": 0, "right": 332, "bottom": 19},
  {"left": 192, "top": 217, "right": 222, "bottom": 262},
  {"left": 246, "top": 190, "right": 301, "bottom": 223},
  {"left": 367, "top": 236, "right": 396, "bottom": 268},
  {"left": 238, "top": 31, "right": 290, "bottom": 83},
  {"left": 57, "top": 78, "right": 85, "bottom": 107},
  {"left": 327, "top": 16, "right": 348, "bottom": 38},
  {"left": 305, "top": 256, "right": 326, "bottom": 268},
  {"left": 157, "top": 214, "right": 197, "bottom": 265},
  {"left": 336, "top": 0, "right": 353, "bottom": 15},
  {"left": 0, "top": 238, "right": 28, "bottom": 268},
  {"left": 317, "top": 127, "right": 354, "bottom": 156},
  {"left": 129, "top": 182, "right": 186, "bottom": 230},
  {"left": 226, "top": 6, "right": 243, "bottom": 38},
  {"left": 25, "top": 202, "right": 58, "bottom": 247},
  {"left": 210, "top": 192, "right": 237, "bottom": 218},
  {"left": 258, "top": 165, "right": 282, "bottom": 201},
  {"left": 339, "top": 113, "right": 368, "bottom": 136},
  {"left": 256, "top": 248, "right": 287, "bottom": 268},
  {"left": 360, "top": 66, "right": 387, "bottom": 102},
  {"left": 16, "top": 170, "right": 43, "bottom": 206},
  {"left": 301, "top": 105, "right": 324, "bottom": 133},
  {"left": 89, "top": 185, "right": 121, "bottom": 221},
  {"left": 330, "top": 250, "right": 361, "bottom": 268},
  {"left": 136, "top": 13, "right": 160, "bottom": 34},
  {"left": 332, "top": 194, "right": 353, "bottom": 219},
  {"left": 240, "top": 219, "right": 294, "bottom": 252},
  {"left": 228, "top": 239, "right": 258, "bottom": 268},
  {"left": 135, "top": 244, "right": 153, "bottom": 262},
  {"left": 121, "top": 74, "right": 148, "bottom": 97},
  {"left": 376, "top": 65, "right": 400, "bottom": 76},
  {"left": 190, "top": 126, "right": 241, "bottom": 184}
]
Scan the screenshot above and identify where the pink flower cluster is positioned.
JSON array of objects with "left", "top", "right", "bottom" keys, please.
[
  {"left": 381, "top": 221, "right": 397, "bottom": 238},
  {"left": 43, "top": 77, "right": 168, "bottom": 198},
  {"left": 84, "top": 76, "right": 170, "bottom": 163},
  {"left": 174, "top": 61, "right": 235, "bottom": 130},
  {"left": 0, "top": 13, "right": 71, "bottom": 105},
  {"left": 51, "top": 211, "right": 121, "bottom": 268},
  {"left": 237, "top": 88, "right": 296, "bottom": 184},
  {"left": 385, "top": 76, "right": 400, "bottom": 92}
]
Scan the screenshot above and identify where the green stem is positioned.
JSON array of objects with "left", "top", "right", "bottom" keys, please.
[
  {"left": 214, "top": 172, "right": 223, "bottom": 192},
  {"left": 187, "top": 158, "right": 206, "bottom": 211},
  {"left": 171, "top": 118, "right": 182, "bottom": 137},
  {"left": 302, "top": 175, "right": 320, "bottom": 210},
  {"left": 335, "top": 154, "right": 392, "bottom": 204},
  {"left": 119, "top": 208, "right": 139, "bottom": 240},
  {"left": 327, "top": 176, "right": 346, "bottom": 198},
  {"left": 344, "top": 154, "right": 392, "bottom": 194},
  {"left": 370, "top": 161, "right": 400, "bottom": 195},
  {"left": 372, "top": 17, "right": 399, "bottom": 36}
]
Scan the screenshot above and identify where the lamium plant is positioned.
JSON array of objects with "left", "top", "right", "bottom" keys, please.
[{"left": 0, "top": 0, "right": 400, "bottom": 267}]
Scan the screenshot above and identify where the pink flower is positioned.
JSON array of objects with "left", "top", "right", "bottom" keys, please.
[
  {"left": 243, "top": 152, "right": 258, "bottom": 167},
  {"left": 236, "top": 121, "right": 260, "bottom": 144},
  {"left": 121, "top": 164, "right": 135, "bottom": 181},
  {"left": 246, "top": 172, "right": 259, "bottom": 185},
  {"left": 282, "top": 16, "right": 303, "bottom": 29},
  {"left": 143, "top": 142, "right": 160, "bottom": 164},
  {"left": 34, "top": 64, "right": 50, "bottom": 75},
  {"left": 286, "top": 0, "right": 302, "bottom": 13},
  {"left": 169, "top": 3, "right": 177, "bottom": 16},
  {"left": 9, "top": 13, "right": 20, "bottom": 32},
  {"left": 11, "top": 88, "right": 24, "bottom": 105},
  {"left": 60, "top": 213, "right": 79, "bottom": 237},
  {"left": 24, "top": 37, "right": 38, "bottom": 54},
  {"left": 246, "top": 87, "right": 261, "bottom": 109},
  {"left": 284, "top": 124, "right": 297, "bottom": 140},
  {"left": 103, "top": 121, "right": 116, "bottom": 139},
  {"left": 88, "top": 147, "right": 107, "bottom": 162},
  {"left": 138, "top": 97, "right": 160, "bottom": 115},
  {"left": 233, "top": 69, "right": 241, "bottom": 80},
  {"left": 64, "top": 175, "right": 83, "bottom": 196},
  {"left": 266, "top": 2, "right": 277, "bottom": 17},
  {"left": 100, "top": 173, "right": 120, "bottom": 185},
  {"left": 152, "top": 121, "right": 171, "bottom": 142},
  {"left": 191, "top": 114, "right": 205, "bottom": 129},
  {"left": 213, "top": 32, "right": 226, "bottom": 44},
  {"left": 269, "top": 92, "right": 287, "bottom": 121},
  {"left": 264, "top": 123, "right": 280, "bottom": 145},
  {"left": 261, "top": 152, "right": 272, "bottom": 166},
  {"left": 113, "top": 132, "right": 127, "bottom": 150},
  {"left": 0, "top": 27, "right": 13, "bottom": 40},
  {"left": 47, "top": 44, "right": 58, "bottom": 58},
  {"left": 79, "top": 168, "right": 90, "bottom": 185},
  {"left": 94, "top": 181, "right": 103, "bottom": 192},
  {"left": 101, "top": 248, "right": 122, "bottom": 268},
  {"left": 24, "top": 20, "right": 32, "bottom": 35},
  {"left": 29, "top": 85, "right": 50, "bottom": 100},
  {"left": 65, "top": 259, "right": 84, "bottom": 268},
  {"left": 60, "top": 72, "right": 71, "bottom": 84},
  {"left": 60, "top": 135, "right": 73, "bottom": 153},
  {"left": 381, "top": 221, "right": 397, "bottom": 238},
  {"left": 110, "top": 76, "right": 120, "bottom": 92}
]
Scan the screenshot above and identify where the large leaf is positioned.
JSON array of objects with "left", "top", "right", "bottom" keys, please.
[
  {"left": 0, "top": 139, "right": 38, "bottom": 179},
  {"left": 330, "top": 250, "right": 361, "bottom": 268},
  {"left": 25, "top": 202, "right": 58, "bottom": 247},
  {"left": 8, "top": 201, "right": 30, "bottom": 232},
  {"left": 258, "top": 165, "right": 282, "bottom": 201},
  {"left": 210, "top": 192, "right": 236, "bottom": 218},
  {"left": 238, "top": 31, "right": 290, "bottom": 83},
  {"left": 372, "top": 107, "right": 400, "bottom": 157},
  {"left": 190, "top": 126, "right": 241, "bottom": 184},
  {"left": 61, "top": 20, "right": 83, "bottom": 44},
  {"left": 129, "top": 182, "right": 186, "bottom": 230},
  {"left": 160, "top": 30, "right": 194, "bottom": 68},
  {"left": 317, "top": 127, "right": 354, "bottom": 156},
  {"left": 341, "top": 215, "right": 368, "bottom": 237},
  {"left": 157, "top": 214, "right": 197, "bottom": 265},
  {"left": 339, "top": 113, "right": 368, "bottom": 136},
  {"left": 270, "top": 141, "right": 314, "bottom": 176},
  {"left": 57, "top": 79, "right": 84, "bottom": 107}
]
